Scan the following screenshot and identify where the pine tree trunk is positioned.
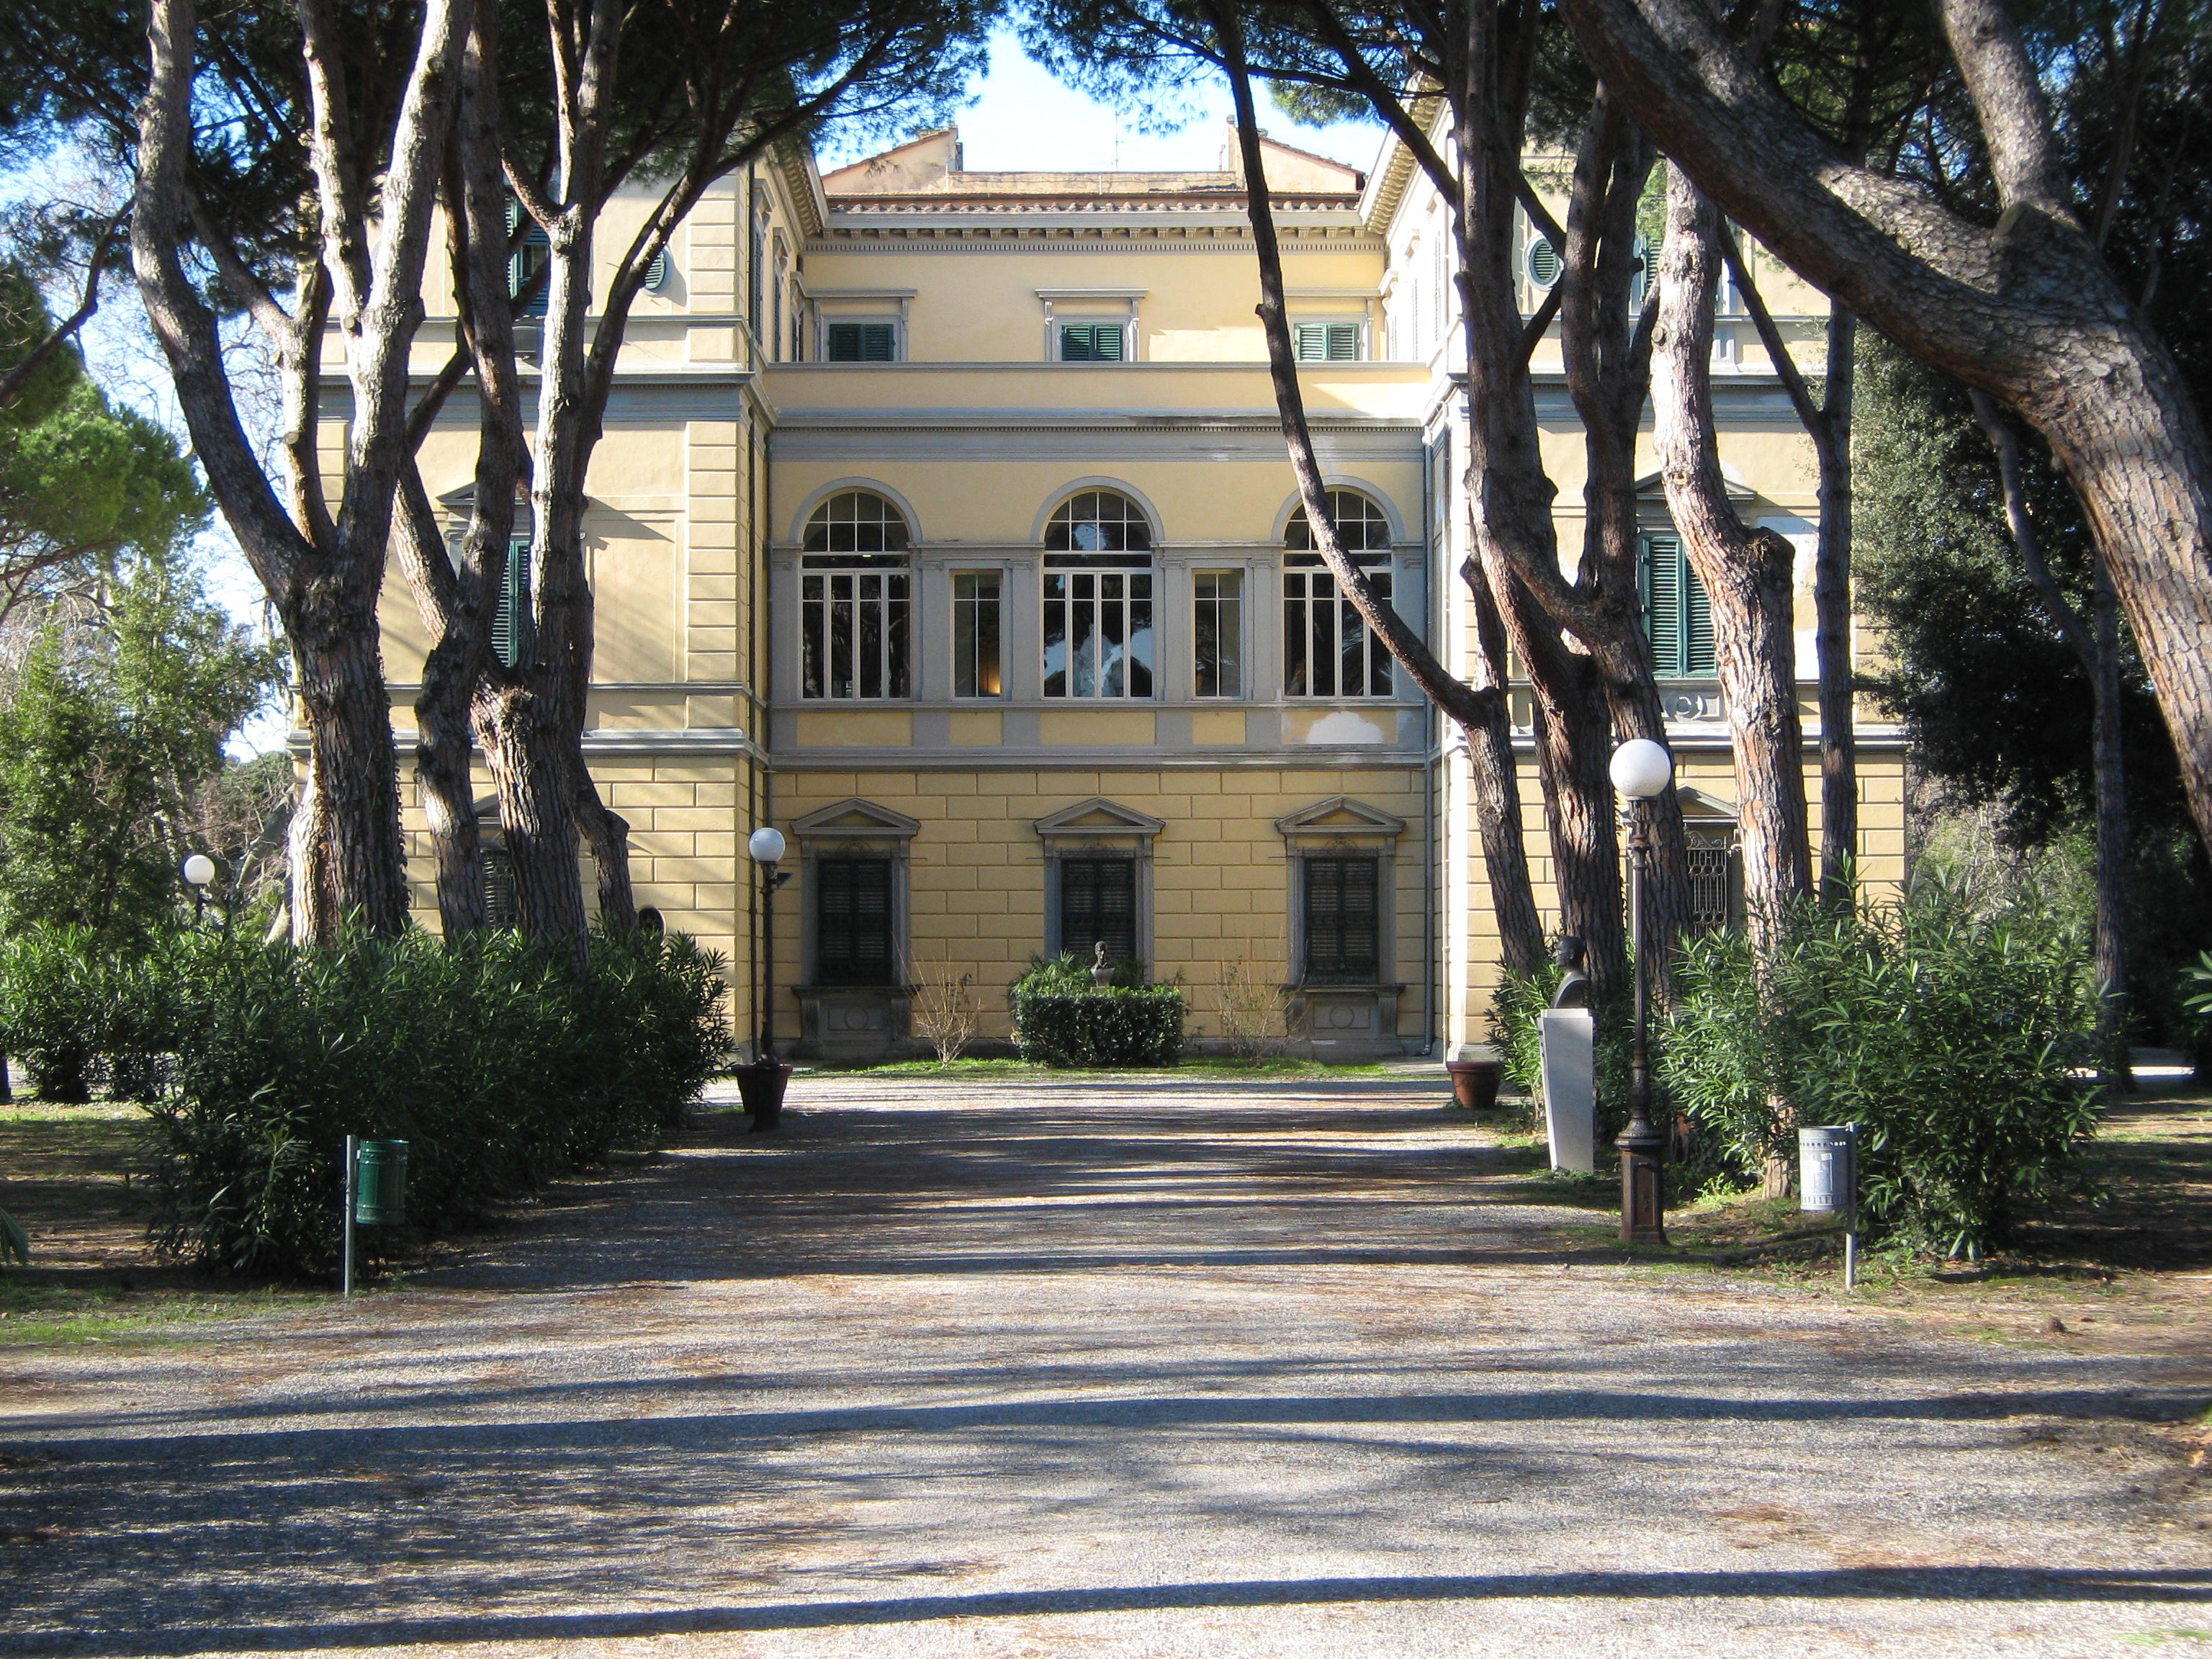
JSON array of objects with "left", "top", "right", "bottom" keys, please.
[
  {"left": 288, "top": 613, "right": 409, "bottom": 940},
  {"left": 1815, "top": 310, "right": 1858, "bottom": 898},
  {"left": 1463, "top": 565, "right": 1547, "bottom": 975},
  {"left": 2089, "top": 557, "right": 2131, "bottom": 1085},
  {"left": 473, "top": 685, "right": 589, "bottom": 944},
  {"left": 1652, "top": 169, "right": 1813, "bottom": 945},
  {"left": 416, "top": 651, "right": 487, "bottom": 935}
]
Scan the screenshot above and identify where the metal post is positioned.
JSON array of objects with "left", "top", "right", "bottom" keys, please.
[
  {"left": 1616, "top": 799, "right": 1668, "bottom": 1244},
  {"left": 341, "top": 1135, "right": 356, "bottom": 1299},
  {"left": 758, "top": 865, "right": 778, "bottom": 1066},
  {"left": 1844, "top": 1123, "right": 1859, "bottom": 1290}
]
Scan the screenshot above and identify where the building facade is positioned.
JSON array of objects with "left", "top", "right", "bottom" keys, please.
[{"left": 380, "top": 122, "right": 1905, "bottom": 1061}]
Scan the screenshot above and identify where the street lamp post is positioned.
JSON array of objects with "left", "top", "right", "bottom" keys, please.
[
  {"left": 1609, "top": 737, "right": 1674, "bottom": 1246},
  {"left": 182, "top": 853, "right": 217, "bottom": 929},
  {"left": 737, "top": 827, "right": 792, "bottom": 1130}
]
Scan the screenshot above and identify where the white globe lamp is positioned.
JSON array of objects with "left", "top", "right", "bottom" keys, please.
[
  {"left": 1609, "top": 737, "right": 1674, "bottom": 801},
  {"left": 181, "top": 853, "right": 217, "bottom": 888},
  {"left": 748, "top": 827, "right": 787, "bottom": 865}
]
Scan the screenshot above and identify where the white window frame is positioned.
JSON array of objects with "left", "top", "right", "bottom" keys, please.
[
  {"left": 821, "top": 317, "right": 904, "bottom": 362},
  {"left": 1037, "top": 288, "right": 1145, "bottom": 362}
]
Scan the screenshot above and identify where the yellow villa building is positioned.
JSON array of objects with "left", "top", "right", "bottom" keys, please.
[{"left": 382, "top": 122, "right": 1906, "bottom": 1062}]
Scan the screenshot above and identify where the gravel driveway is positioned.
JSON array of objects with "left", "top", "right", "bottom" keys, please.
[{"left": 3, "top": 1070, "right": 2208, "bottom": 1658}]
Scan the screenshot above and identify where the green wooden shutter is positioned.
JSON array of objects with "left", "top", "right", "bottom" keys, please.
[
  {"left": 1640, "top": 533, "right": 1715, "bottom": 676},
  {"left": 492, "top": 538, "right": 529, "bottom": 667},
  {"left": 826, "top": 322, "right": 896, "bottom": 361},
  {"left": 817, "top": 859, "right": 895, "bottom": 985},
  {"left": 1303, "top": 858, "right": 1380, "bottom": 984},
  {"left": 1061, "top": 858, "right": 1137, "bottom": 963},
  {"left": 1292, "top": 323, "right": 1359, "bottom": 361},
  {"left": 1061, "top": 323, "right": 1123, "bottom": 361},
  {"left": 643, "top": 248, "right": 668, "bottom": 292}
]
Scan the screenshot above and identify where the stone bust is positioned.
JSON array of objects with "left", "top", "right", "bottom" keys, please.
[{"left": 1549, "top": 935, "right": 1592, "bottom": 1010}]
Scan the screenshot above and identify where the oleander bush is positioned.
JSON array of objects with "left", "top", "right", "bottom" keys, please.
[
  {"left": 1010, "top": 954, "right": 1184, "bottom": 1067},
  {"left": 2, "top": 921, "right": 731, "bottom": 1275},
  {"left": 1662, "top": 873, "right": 2098, "bottom": 1256}
]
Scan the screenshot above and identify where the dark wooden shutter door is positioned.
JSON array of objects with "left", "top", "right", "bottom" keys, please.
[
  {"left": 1303, "top": 857, "right": 1380, "bottom": 983},
  {"left": 1060, "top": 858, "right": 1138, "bottom": 965},
  {"left": 816, "top": 858, "right": 894, "bottom": 985}
]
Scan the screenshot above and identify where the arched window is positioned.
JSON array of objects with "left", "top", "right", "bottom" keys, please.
[
  {"left": 1046, "top": 490, "right": 1152, "bottom": 554},
  {"left": 1285, "top": 490, "right": 1393, "bottom": 553},
  {"left": 1282, "top": 490, "right": 1395, "bottom": 699},
  {"left": 801, "top": 491, "right": 911, "bottom": 699},
  {"left": 1042, "top": 491, "right": 1154, "bottom": 698},
  {"left": 804, "top": 490, "right": 911, "bottom": 554}
]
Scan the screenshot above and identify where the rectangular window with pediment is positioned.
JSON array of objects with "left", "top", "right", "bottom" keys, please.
[
  {"left": 814, "top": 858, "right": 896, "bottom": 986},
  {"left": 1302, "top": 856, "right": 1381, "bottom": 984},
  {"left": 1059, "top": 858, "right": 1138, "bottom": 967}
]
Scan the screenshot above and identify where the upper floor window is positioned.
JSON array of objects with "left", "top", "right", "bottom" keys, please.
[
  {"left": 1284, "top": 490, "right": 1395, "bottom": 698},
  {"left": 953, "top": 572, "right": 1002, "bottom": 697},
  {"left": 1043, "top": 493, "right": 1154, "bottom": 700},
  {"left": 802, "top": 491, "right": 911, "bottom": 699},
  {"left": 491, "top": 538, "right": 529, "bottom": 668},
  {"left": 1292, "top": 322, "right": 1362, "bottom": 361},
  {"left": 1640, "top": 531, "right": 1715, "bottom": 676},
  {"left": 1193, "top": 571, "right": 1244, "bottom": 698},
  {"left": 1058, "top": 321, "right": 1126, "bottom": 361},
  {"left": 824, "top": 321, "right": 897, "bottom": 362},
  {"left": 1047, "top": 490, "right": 1152, "bottom": 554}
]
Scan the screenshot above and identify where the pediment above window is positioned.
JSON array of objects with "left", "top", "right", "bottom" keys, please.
[
  {"left": 791, "top": 798, "right": 922, "bottom": 847},
  {"left": 1274, "top": 796, "right": 1406, "bottom": 846},
  {"left": 1033, "top": 797, "right": 1164, "bottom": 852}
]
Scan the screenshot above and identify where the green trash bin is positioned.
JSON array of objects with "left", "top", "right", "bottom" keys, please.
[{"left": 354, "top": 1140, "right": 409, "bottom": 1226}]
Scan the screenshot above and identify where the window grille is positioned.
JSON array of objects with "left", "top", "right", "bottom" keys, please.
[
  {"left": 1303, "top": 857, "right": 1380, "bottom": 984},
  {"left": 1283, "top": 490, "right": 1395, "bottom": 698},
  {"left": 1060, "top": 858, "right": 1137, "bottom": 965},
  {"left": 1685, "top": 842, "right": 1735, "bottom": 933},
  {"left": 802, "top": 491, "right": 911, "bottom": 699},
  {"left": 824, "top": 321, "right": 896, "bottom": 361},
  {"left": 482, "top": 846, "right": 518, "bottom": 929},
  {"left": 1640, "top": 531, "right": 1715, "bottom": 675},
  {"left": 1292, "top": 322, "right": 1361, "bottom": 361},
  {"left": 814, "top": 858, "right": 896, "bottom": 986},
  {"left": 1058, "top": 322, "right": 1125, "bottom": 361},
  {"left": 953, "top": 572, "right": 1002, "bottom": 698},
  {"left": 1193, "top": 570, "right": 1243, "bottom": 698}
]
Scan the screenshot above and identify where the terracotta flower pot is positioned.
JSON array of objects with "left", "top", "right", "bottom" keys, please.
[{"left": 1444, "top": 1058, "right": 1502, "bottom": 1112}]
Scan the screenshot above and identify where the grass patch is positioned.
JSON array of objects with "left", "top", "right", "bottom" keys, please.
[
  {"left": 0, "top": 1281, "right": 321, "bottom": 1346},
  {"left": 804, "top": 1056, "right": 1389, "bottom": 1080}
]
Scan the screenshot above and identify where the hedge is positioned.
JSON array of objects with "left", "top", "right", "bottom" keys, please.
[{"left": 1014, "top": 986, "right": 1186, "bottom": 1067}]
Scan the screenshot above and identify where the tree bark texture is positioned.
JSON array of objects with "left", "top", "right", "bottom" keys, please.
[
  {"left": 1814, "top": 309, "right": 1858, "bottom": 896},
  {"left": 132, "top": 0, "right": 466, "bottom": 940},
  {"left": 1653, "top": 168, "right": 1814, "bottom": 947},
  {"left": 1555, "top": 96, "right": 1695, "bottom": 957},
  {"left": 1558, "top": 0, "right": 2212, "bottom": 860},
  {"left": 472, "top": 684, "right": 590, "bottom": 945},
  {"left": 391, "top": 0, "right": 526, "bottom": 938},
  {"left": 1211, "top": 5, "right": 1545, "bottom": 976}
]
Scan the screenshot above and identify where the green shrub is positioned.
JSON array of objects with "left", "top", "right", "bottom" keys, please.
[
  {"left": 0, "top": 923, "right": 166, "bottom": 1102},
  {"left": 1010, "top": 956, "right": 1184, "bottom": 1066},
  {"left": 1661, "top": 873, "right": 2099, "bottom": 1256},
  {"left": 136, "top": 925, "right": 732, "bottom": 1276}
]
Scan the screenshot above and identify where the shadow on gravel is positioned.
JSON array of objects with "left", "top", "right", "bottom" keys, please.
[{"left": 17, "top": 1568, "right": 2212, "bottom": 1655}]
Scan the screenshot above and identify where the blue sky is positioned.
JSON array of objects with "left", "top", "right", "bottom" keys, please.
[{"left": 827, "top": 27, "right": 1384, "bottom": 176}]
